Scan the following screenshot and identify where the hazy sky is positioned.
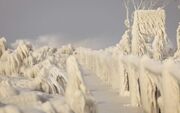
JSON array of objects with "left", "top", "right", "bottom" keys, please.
[{"left": 0, "top": 0, "right": 179, "bottom": 49}]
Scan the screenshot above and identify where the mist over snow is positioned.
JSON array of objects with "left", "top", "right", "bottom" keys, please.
[
  {"left": 0, "top": 1, "right": 180, "bottom": 113},
  {"left": 10, "top": 34, "right": 119, "bottom": 50},
  {"left": 0, "top": 0, "right": 179, "bottom": 49}
]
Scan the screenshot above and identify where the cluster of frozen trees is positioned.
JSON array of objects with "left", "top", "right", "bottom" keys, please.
[
  {"left": 0, "top": 38, "right": 96, "bottom": 113},
  {"left": 75, "top": 1, "right": 180, "bottom": 113}
]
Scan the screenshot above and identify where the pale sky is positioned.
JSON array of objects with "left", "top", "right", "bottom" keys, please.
[{"left": 0, "top": 0, "right": 179, "bottom": 49}]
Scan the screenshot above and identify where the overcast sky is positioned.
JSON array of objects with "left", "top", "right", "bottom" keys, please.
[{"left": 0, "top": 0, "right": 179, "bottom": 49}]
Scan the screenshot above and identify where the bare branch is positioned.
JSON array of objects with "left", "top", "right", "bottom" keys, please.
[
  {"left": 132, "top": 0, "right": 137, "bottom": 10},
  {"left": 137, "top": 0, "right": 146, "bottom": 9},
  {"left": 148, "top": 0, "right": 154, "bottom": 9},
  {"left": 150, "top": 0, "right": 160, "bottom": 9},
  {"left": 147, "top": 0, "right": 154, "bottom": 9},
  {"left": 123, "top": 0, "right": 131, "bottom": 28},
  {"left": 161, "top": 0, "right": 170, "bottom": 9},
  {"left": 122, "top": 0, "right": 171, "bottom": 28}
]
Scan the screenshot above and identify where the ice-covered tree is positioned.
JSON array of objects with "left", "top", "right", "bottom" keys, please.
[
  {"left": 122, "top": 0, "right": 175, "bottom": 59},
  {"left": 123, "top": 0, "right": 172, "bottom": 29}
]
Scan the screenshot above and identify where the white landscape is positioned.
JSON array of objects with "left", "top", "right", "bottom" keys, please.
[{"left": 0, "top": 0, "right": 180, "bottom": 113}]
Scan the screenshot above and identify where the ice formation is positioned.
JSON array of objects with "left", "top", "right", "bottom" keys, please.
[
  {"left": 0, "top": 38, "right": 96, "bottom": 113},
  {"left": 0, "top": 37, "right": 6, "bottom": 57},
  {"left": 115, "top": 29, "right": 131, "bottom": 96},
  {"left": 65, "top": 56, "right": 97, "bottom": 113},
  {"left": 75, "top": 8, "right": 180, "bottom": 113},
  {"left": 174, "top": 23, "right": 180, "bottom": 59},
  {"left": 0, "top": 4, "right": 180, "bottom": 113},
  {"left": 131, "top": 9, "right": 168, "bottom": 60},
  {"left": 116, "top": 29, "right": 131, "bottom": 55}
]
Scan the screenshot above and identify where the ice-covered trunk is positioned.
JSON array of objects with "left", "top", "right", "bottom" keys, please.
[{"left": 130, "top": 9, "right": 167, "bottom": 108}]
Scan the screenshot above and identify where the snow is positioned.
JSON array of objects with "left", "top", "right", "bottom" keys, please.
[
  {"left": 76, "top": 40, "right": 180, "bottom": 113},
  {"left": 65, "top": 56, "right": 97, "bottom": 113},
  {"left": 0, "top": 7, "right": 180, "bottom": 113},
  {"left": 0, "top": 38, "right": 96, "bottom": 113},
  {"left": 131, "top": 10, "right": 168, "bottom": 60},
  {"left": 81, "top": 65, "right": 143, "bottom": 113}
]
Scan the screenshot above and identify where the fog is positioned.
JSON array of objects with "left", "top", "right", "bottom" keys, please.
[{"left": 0, "top": 0, "right": 179, "bottom": 49}]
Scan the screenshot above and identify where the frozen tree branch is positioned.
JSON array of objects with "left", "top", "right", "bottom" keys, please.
[
  {"left": 137, "top": 0, "right": 145, "bottom": 9},
  {"left": 123, "top": 0, "right": 131, "bottom": 28},
  {"left": 132, "top": 0, "right": 137, "bottom": 10}
]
